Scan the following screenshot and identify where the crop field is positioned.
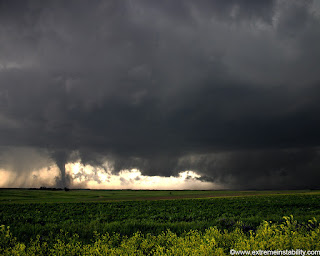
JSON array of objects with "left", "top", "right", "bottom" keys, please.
[{"left": 1, "top": 189, "right": 320, "bottom": 255}]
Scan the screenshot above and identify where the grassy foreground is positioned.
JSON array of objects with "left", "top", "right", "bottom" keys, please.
[
  {"left": 1, "top": 216, "right": 320, "bottom": 255},
  {"left": 1, "top": 190, "right": 320, "bottom": 255}
]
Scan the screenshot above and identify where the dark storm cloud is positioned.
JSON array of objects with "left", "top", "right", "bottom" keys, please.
[
  {"left": 179, "top": 148, "right": 320, "bottom": 189},
  {"left": 0, "top": 0, "right": 320, "bottom": 188}
]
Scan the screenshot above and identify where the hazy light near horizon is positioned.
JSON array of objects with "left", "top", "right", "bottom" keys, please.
[
  {"left": 0, "top": 166, "right": 58, "bottom": 188},
  {"left": 69, "top": 163, "right": 221, "bottom": 190},
  {"left": 0, "top": 162, "right": 223, "bottom": 190}
]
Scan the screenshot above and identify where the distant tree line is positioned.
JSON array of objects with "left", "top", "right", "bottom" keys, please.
[{"left": 28, "top": 187, "right": 70, "bottom": 191}]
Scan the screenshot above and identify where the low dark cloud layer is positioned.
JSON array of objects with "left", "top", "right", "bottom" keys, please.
[{"left": 0, "top": 0, "right": 320, "bottom": 189}]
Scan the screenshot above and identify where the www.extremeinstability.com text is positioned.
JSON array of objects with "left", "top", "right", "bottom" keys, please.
[{"left": 230, "top": 249, "right": 320, "bottom": 255}]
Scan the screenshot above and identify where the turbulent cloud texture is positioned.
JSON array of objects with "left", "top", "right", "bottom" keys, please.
[{"left": 0, "top": 0, "right": 320, "bottom": 189}]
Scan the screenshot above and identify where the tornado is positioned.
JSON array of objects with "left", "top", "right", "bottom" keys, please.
[{"left": 52, "top": 150, "right": 70, "bottom": 188}]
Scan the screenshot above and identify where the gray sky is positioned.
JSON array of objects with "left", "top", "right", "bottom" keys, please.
[{"left": 1, "top": 0, "right": 320, "bottom": 189}]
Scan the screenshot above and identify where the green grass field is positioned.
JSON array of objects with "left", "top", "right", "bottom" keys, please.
[
  {"left": 1, "top": 189, "right": 320, "bottom": 255},
  {"left": 0, "top": 188, "right": 318, "bottom": 203}
]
